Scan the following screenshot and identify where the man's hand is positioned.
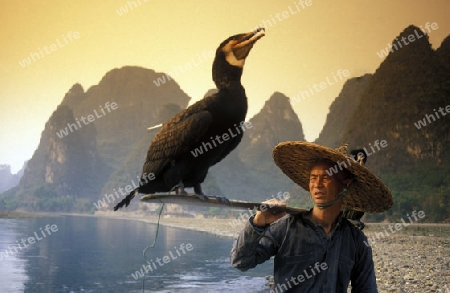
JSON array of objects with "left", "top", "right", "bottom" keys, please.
[{"left": 253, "top": 198, "right": 287, "bottom": 227}]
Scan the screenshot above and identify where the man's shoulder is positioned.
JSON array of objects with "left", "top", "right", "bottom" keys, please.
[
  {"left": 268, "top": 211, "right": 308, "bottom": 229},
  {"left": 341, "top": 217, "right": 369, "bottom": 243},
  {"left": 263, "top": 212, "right": 310, "bottom": 242},
  {"left": 270, "top": 213, "right": 295, "bottom": 226}
]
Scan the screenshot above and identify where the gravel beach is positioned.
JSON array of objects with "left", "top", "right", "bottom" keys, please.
[
  {"left": 363, "top": 225, "right": 449, "bottom": 293},
  {"left": 96, "top": 211, "right": 450, "bottom": 292}
]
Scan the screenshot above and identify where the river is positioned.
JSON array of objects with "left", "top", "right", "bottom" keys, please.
[{"left": 0, "top": 215, "right": 273, "bottom": 292}]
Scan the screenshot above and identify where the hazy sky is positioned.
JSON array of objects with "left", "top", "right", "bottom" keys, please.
[{"left": 1, "top": 0, "right": 449, "bottom": 173}]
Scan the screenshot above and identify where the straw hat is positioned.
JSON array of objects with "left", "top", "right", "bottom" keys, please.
[{"left": 272, "top": 141, "right": 393, "bottom": 213}]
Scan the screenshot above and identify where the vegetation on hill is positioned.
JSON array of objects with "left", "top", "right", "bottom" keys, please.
[{"left": 320, "top": 26, "right": 450, "bottom": 222}]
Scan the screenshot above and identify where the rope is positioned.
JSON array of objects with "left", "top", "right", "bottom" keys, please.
[
  {"left": 315, "top": 188, "right": 347, "bottom": 209},
  {"left": 140, "top": 186, "right": 181, "bottom": 291},
  {"left": 141, "top": 202, "right": 165, "bottom": 293},
  {"left": 315, "top": 179, "right": 353, "bottom": 210}
]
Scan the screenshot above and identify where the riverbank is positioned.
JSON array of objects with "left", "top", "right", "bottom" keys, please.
[
  {"left": 0, "top": 210, "right": 57, "bottom": 218},
  {"left": 93, "top": 210, "right": 450, "bottom": 237},
  {"left": 93, "top": 210, "right": 450, "bottom": 293},
  {"left": 94, "top": 210, "right": 243, "bottom": 238}
]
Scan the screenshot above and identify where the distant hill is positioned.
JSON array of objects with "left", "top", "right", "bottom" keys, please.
[
  {"left": 2, "top": 67, "right": 191, "bottom": 212},
  {"left": 8, "top": 104, "right": 108, "bottom": 211},
  {"left": 209, "top": 92, "right": 306, "bottom": 202},
  {"left": 0, "top": 163, "right": 25, "bottom": 194},
  {"left": 436, "top": 36, "right": 450, "bottom": 71},
  {"left": 61, "top": 66, "right": 191, "bottom": 170},
  {"left": 98, "top": 103, "right": 184, "bottom": 210},
  {"left": 340, "top": 26, "right": 450, "bottom": 221},
  {"left": 315, "top": 74, "right": 372, "bottom": 148},
  {"left": 239, "top": 92, "right": 305, "bottom": 170},
  {"left": 310, "top": 26, "right": 450, "bottom": 222},
  {"left": 342, "top": 26, "right": 450, "bottom": 173}
]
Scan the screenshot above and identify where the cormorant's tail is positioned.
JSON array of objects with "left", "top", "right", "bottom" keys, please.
[{"left": 113, "top": 188, "right": 139, "bottom": 211}]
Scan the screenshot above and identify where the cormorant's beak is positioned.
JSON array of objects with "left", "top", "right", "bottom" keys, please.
[{"left": 232, "top": 28, "right": 265, "bottom": 60}]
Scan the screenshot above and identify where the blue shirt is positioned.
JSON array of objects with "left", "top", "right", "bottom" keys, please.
[{"left": 230, "top": 211, "right": 377, "bottom": 292}]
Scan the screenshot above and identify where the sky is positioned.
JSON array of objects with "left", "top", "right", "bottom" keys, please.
[{"left": 1, "top": 0, "right": 449, "bottom": 173}]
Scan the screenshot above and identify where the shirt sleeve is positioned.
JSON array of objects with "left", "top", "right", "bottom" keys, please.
[
  {"left": 230, "top": 215, "right": 282, "bottom": 271},
  {"left": 350, "top": 233, "right": 378, "bottom": 292}
]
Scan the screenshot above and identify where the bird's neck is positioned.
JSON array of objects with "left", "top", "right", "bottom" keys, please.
[
  {"left": 217, "top": 81, "right": 246, "bottom": 98},
  {"left": 212, "top": 59, "right": 243, "bottom": 90},
  {"left": 215, "top": 79, "right": 242, "bottom": 90},
  {"left": 218, "top": 84, "right": 247, "bottom": 119}
]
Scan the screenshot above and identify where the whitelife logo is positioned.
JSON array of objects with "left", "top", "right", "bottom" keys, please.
[
  {"left": 116, "top": 0, "right": 149, "bottom": 16},
  {"left": 131, "top": 243, "right": 193, "bottom": 279},
  {"left": 152, "top": 50, "right": 215, "bottom": 87},
  {"left": 363, "top": 211, "right": 425, "bottom": 247},
  {"left": 325, "top": 140, "right": 388, "bottom": 176},
  {"left": 414, "top": 104, "right": 450, "bottom": 129},
  {"left": 290, "top": 69, "right": 350, "bottom": 105},
  {"left": 18, "top": 31, "right": 81, "bottom": 68},
  {"left": 56, "top": 102, "right": 118, "bottom": 139},
  {"left": 0, "top": 224, "right": 58, "bottom": 260},
  {"left": 93, "top": 172, "right": 155, "bottom": 210},
  {"left": 375, "top": 22, "right": 438, "bottom": 59},
  {"left": 190, "top": 121, "right": 253, "bottom": 157}
]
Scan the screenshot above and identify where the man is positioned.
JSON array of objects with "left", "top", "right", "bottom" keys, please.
[{"left": 230, "top": 141, "right": 393, "bottom": 292}]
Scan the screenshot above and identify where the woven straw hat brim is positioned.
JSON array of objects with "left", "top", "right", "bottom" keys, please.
[{"left": 272, "top": 141, "right": 393, "bottom": 213}]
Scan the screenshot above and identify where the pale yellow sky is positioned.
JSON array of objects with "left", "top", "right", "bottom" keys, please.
[{"left": 1, "top": 0, "right": 449, "bottom": 172}]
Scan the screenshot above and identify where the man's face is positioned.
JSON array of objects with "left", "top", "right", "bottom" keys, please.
[{"left": 309, "top": 161, "right": 346, "bottom": 205}]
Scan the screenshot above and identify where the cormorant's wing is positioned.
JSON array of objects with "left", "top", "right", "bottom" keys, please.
[
  {"left": 141, "top": 102, "right": 213, "bottom": 176},
  {"left": 212, "top": 131, "right": 244, "bottom": 165}
]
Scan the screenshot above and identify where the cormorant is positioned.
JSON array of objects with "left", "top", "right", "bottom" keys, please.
[
  {"left": 114, "top": 28, "right": 265, "bottom": 211},
  {"left": 343, "top": 148, "right": 368, "bottom": 229},
  {"left": 350, "top": 149, "right": 367, "bottom": 165}
]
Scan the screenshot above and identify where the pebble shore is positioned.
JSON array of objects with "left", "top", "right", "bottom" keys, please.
[{"left": 364, "top": 227, "right": 449, "bottom": 293}]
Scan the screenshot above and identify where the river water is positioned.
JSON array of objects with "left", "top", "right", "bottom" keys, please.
[{"left": 0, "top": 215, "right": 273, "bottom": 292}]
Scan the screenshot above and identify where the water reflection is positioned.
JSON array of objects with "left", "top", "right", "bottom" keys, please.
[
  {"left": 0, "top": 219, "right": 29, "bottom": 293},
  {"left": 0, "top": 215, "right": 272, "bottom": 292}
]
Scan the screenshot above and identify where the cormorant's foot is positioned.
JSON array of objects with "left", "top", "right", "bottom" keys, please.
[
  {"left": 210, "top": 195, "right": 231, "bottom": 205},
  {"left": 193, "top": 184, "right": 204, "bottom": 195},
  {"left": 175, "top": 186, "right": 188, "bottom": 195},
  {"left": 173, "top": 182, "right": 188, "bottom": 195},
  {"left": 219, "top": 196, "right": 231, "bottom": 205},
  {"left": 193, "top": 184, "right": 208, "bottom": 201},
  {"left": 194, "top": 193, "right": 209, "bottom": 201}
]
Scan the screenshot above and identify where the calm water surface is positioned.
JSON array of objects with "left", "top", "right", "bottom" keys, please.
[{"left": 0, "top": 215, "right": 273, "bottom": 293}]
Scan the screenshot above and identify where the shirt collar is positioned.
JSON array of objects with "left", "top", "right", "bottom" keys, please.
[{"left": 301, "top": 209, "right": 345, "bottom": 232}]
